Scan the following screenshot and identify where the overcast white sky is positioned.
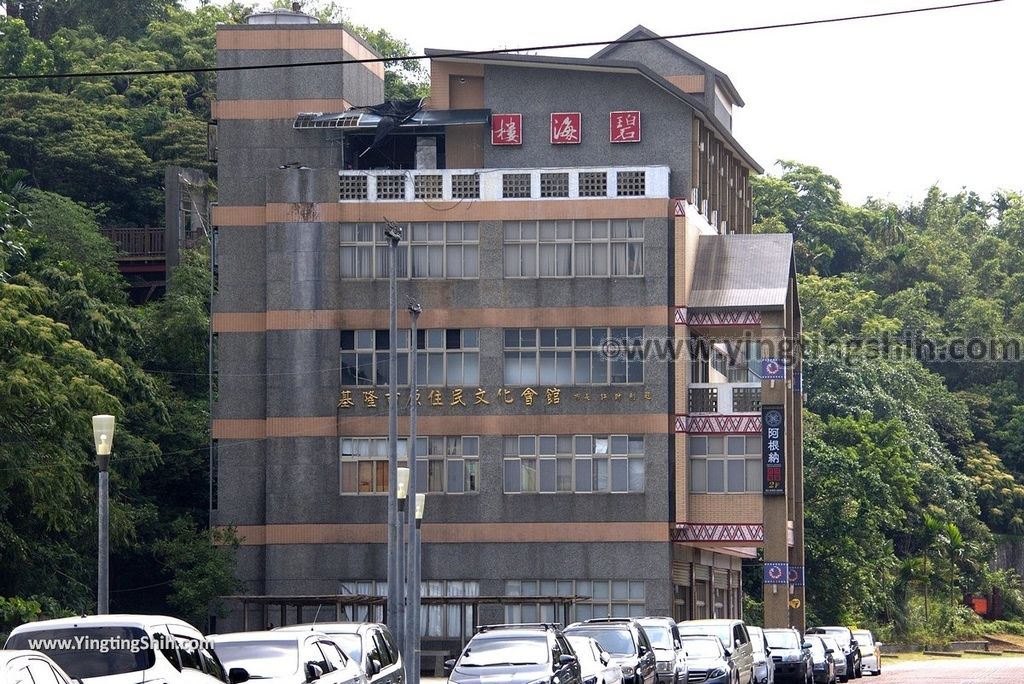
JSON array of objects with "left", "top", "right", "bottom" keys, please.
[{"left": 236, "top": 0, "right": 1023, "bottom": 206}]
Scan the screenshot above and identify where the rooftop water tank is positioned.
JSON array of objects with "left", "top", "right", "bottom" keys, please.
[{"left": 245, "top": 3, "right": 319, "bottom": 24}]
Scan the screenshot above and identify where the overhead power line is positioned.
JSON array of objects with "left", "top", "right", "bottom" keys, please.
[{"left": 0, "top": 0, "right": 1003, "bottom": 81}]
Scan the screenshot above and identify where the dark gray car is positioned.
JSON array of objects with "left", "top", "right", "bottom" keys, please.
[
  {"left": 446, "top": 623, "right": 582, "bottom": 684},
  {"left": 564, "top": 619, "right": 657, "bottom": 684}
]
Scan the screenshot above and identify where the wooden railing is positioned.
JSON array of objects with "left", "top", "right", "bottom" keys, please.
[{"left": 99, "top": 227, "right": 165, "bottom": 257}]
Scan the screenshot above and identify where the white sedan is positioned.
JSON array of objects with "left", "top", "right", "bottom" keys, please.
[
  {"left": 211, "top": 631, "right": 367, "bottom": 684},
  {"left": 852, "top": 630, "right": 881, "bottom": 676},
  {"left": 2, "top": 651, "right": 80, "bottom": 684},
  {"left": 568, "top": 635, "right": 624, "bottom": 684}
]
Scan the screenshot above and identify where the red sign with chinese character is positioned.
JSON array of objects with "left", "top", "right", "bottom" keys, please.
[
  {"left": 550, "top": 112, "right": 581, "bottom": 144},
  {"left": 610, "top": 110, "right": 641, "bottom": 143},
  {"left": 491, "top": 113, "right": 523, "bottom": 145}
]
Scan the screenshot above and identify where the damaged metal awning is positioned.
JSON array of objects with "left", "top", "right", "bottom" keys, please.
[{"left": 293, "top": 108, "right": 491, "bottom": 130}]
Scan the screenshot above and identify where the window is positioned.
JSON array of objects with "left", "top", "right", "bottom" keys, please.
[
  {"left": 690, "top": 338, "right": 762, "bottom": 384},
  {"left": 340, "top": 436, "right": 478, "bottom": 495},
  {"left": 340, "top": 222, "right": 479, "bottom": 279},
  {"left": 688, "top": 435, "right": 761, "bottom": 493},
  {"left": 504, "top": 328, "right": 643, "bottom": 385},
  {"left": 341, "top": 328, "right": 479, "bottom": 387},
  {"left": 337, "top": 580, "right": 480, "bottom": 638},
  {"left": 503, "top": 434, "right": 644, "bottom": 494},
  {"left": 504, "top": 219, "right": 643, "bottom": 277},
  {"left": 504, "top": 580, "right": 645, "bottom": 623}
]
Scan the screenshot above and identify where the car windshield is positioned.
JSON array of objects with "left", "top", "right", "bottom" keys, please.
[
  {"left": 322, "top": 633, "right": 362, "bottom": 663},
  {"left": 679, "top": 624, "right": 730, "bottom": 648},
  {"left": 6, "top": 627, "right": 156, "bottom": 679},
  {"left": 821, "top": 638, "right": 841, "bottom": 654},
  {"left": 566, "top": 628, "right": 635, "bottom": 656},
  {"left": 853, "top": 631, "right": 873, "bottom": 646},
  {"left": 765, "top": 631, "right": 800, "bottom": 650},
  {"left": 681, "top": 638, "right": 721, "bottom": 658},
  {"left": 807, "top": 639, "right": 825, "bottom": 659},
  {"left": 566, "top": 638, "right": 598, "bottom": 665},
  {"left": 640, "top": 625, "right": 674, "bottom": 650},
  {"left": 214, "top": 640, "right": 299, "bottom": 678},
  {"left": 811, "top": 629, "right": 850, "bottom": 648},
  {"left": 460, "top": 636, "right": 548, "bottom": 667},
  {"left": 749, "top": 630, "right": 766, "bottom": 653}
]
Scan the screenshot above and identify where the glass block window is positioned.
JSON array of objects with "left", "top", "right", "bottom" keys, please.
[
  {"left": 451, "top": 174, "right": 480, "bottom": 199},
  {"left": 578, "top": 171, "right": 608, "bottom": 197},
  {"left": 414, "top": 174, "right": 443, "bottom": 200},
  {"left": 502, "top": 434, "right": 645, "bottom": 494},
  {"left": 339, "top": 174, "right": 369, "bottom": 200},
  {"left": 375, "top": 174, "right": 406, "bottom": 200},
  {"left": 688, "top": 435, "right": 762, "bottom": 494},
  {"left": 540, "top": 172, "right": 570, "bottom": 198},
  {"left": 616, "top": 170, "right": 647, "bottom": 197},
  {"left": 503, "top": 173, "right": 532, "bottom": 198}
]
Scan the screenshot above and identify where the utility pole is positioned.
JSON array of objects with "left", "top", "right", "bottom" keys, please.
[{"left": 384, "top": 219, "right": 403, "bottom": 636}]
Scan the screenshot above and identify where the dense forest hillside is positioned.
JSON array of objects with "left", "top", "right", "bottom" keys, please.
[{"left": 1, "top": 0, "right": 1022, "bottom": 641}]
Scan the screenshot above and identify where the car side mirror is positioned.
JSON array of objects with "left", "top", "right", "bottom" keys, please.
[
  {"left": 850, "top": 640, "right": 858, "bottom": 648},
  {"left": 444, "top": 658, "right": 457, "bottom": 674},
  {"left": 228, "top": 668, "right": 250, "bottom": 684},
  {"left": 305, "top": 663, "right": 323, "bottom": 682},
  {"left": 802, "top": 642, "right": 812, "bottom": 650},
  {"left": 765, "top": 647, "right": 771, "bottom": 655},
  {"left": 600, "top": 654, "right": 610, "bottom": 666},
  {"left": 368, "top": 658, "right": 381, "bottom": 676},
  {"left": 826, "top": 648, "right": 834, "bottom": 654},
  {"left": 723, "top": 648, "right": 732, "bottom": 657},
  {"left": 559, "top": 654, "right": 577, "bottom": 667},
  {"left": 876, "top": 642, "right": 883, "bottom": 648}
]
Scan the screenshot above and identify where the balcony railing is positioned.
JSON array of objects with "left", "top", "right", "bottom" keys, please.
[
  {"left": 688, "top": 382, "right": 761, "bottom": 414},
  {"left": 338, "top": 165, "right": 670, "bottom": 202},
  {"left": 100, "top": 227, "right": 165, "bottom": 258}
]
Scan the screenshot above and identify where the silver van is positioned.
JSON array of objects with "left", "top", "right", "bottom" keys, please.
[{"left": 678, "top": 619, "right": 754, "bottom": 684}]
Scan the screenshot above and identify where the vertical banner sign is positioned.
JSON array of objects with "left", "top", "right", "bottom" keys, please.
[
  {"left": 491, "top": 114, "right": 523, "bottom": 145},
  {"left": 761, "top": 358, "right": 787, "bottom": 380},
  {"left": 763, "top": 562, "right": 788, "bottom": 585},
  {"left": 762, "top": 405, "right": 785, "bottom": 495}
]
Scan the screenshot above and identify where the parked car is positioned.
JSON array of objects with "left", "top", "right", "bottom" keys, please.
[
  {"left": 5, "top": 614, "right": 233, "bottom": 684},
  {"left": 816, "top": 637, "right": 846, "bottom": 682},
  {"left": 276, "top": 622, "right": 401, "bottom": 684},
  {"left": 747, "top": 626, "right": 775, "bottom": 684},
  {"left": 636, "top": 616, "right": 688, "bottom": 684},
  {"left": 850, "top": 631, "right": 880, "bottom": 676},
  {"left": 445, "top": 622, "right": 583, "bottom": 684},
  {"left": 1, "top": 650, "right": 81, "bottom": 684},
  {"left": 211, "top": 630, "right": 366, "bottom": 684},
  {"left": 567, "top": 635, "right": 625, "bottom": 684},
  {"left": 678, "top": 636, "right": 734, "bottom": 684},
  {"left": 678, "top": 619, "right": 754, "bottom": 684},
  {"left": 762, "top": 628, "right": 812, "bottom": 684},
  {"left": 564, "top": 618, "right": 656, "bottom": 684},
  {"left": 803, "top": 637, "right": 835, "bottom": 684},
  {"left": 804, "top": 628, "right": 860, "bottom": 679}
]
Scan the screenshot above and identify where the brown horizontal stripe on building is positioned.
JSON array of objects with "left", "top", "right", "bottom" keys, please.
[
  {"left": 212, "top": 206, "right": 267, "bottom": 226},
  {"left": 223, "top": 521, "right": 669, "bottom": 546},
  {"left": 216, "top": 29, "right": 385, "bottom": 79},
  {"left": 211, "top": 99, "right": 352, "bottom": 120},
  {"left": 213, "top": 306, "right": 671, "bottom": 333},
  {"left": 212, "top": 413, "right": 670, "bottom": 439}
]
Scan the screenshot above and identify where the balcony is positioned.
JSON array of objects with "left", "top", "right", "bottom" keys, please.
[
  {"left": 338, "top": 165, "right": 670, "bottom": 202},
  {"left": 100, "top": 226, "right": 165, "bottom": 258},
  {"left": 688, "top": 382, "right": 761, "bottom": 414}
]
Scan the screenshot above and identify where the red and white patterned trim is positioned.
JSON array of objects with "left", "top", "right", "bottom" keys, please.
[
  {"left": 675, "top": 308, "right": 762, "bottom": 327},
  {"left": 675, "top": 414, "right": 762, "bottom": 434},
  {"left": 672, "top": 523, "right": 764, "bottom": 544}
]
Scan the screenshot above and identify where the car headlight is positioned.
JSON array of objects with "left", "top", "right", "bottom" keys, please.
[
  {"left": 708, "top": 667, "right": 728, "bottom": 678},
  {"left": 657, "top": 661, "right": 671, "bottom": 672},
  {"left": 784, "top": 654, "right": 803, "bottom": 662},
  {"left": 620, "top": 665, "right": 635, "bottom": 676},
  {"left": 583, "top": 677, "right": 598, "bottom": 684}
]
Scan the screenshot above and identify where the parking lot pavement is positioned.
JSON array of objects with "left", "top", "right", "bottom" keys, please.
[{"left": 880, "top": 654, "right": 1024, "bottom": 682}]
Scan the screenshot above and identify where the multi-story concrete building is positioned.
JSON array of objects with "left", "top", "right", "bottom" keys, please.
[{"left": 211, "top": 10, "right": 805, "bottom": 643}]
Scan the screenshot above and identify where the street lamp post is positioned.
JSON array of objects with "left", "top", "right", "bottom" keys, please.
[
  {"left": 410, "top": 493, "right": 426, "bottom": 684},
  {"left": 91, "top": 414, "right": 115, "bottom": 615},
  {"left": 383, "top": 219, "right": 403, "bottom": 637},
  {"left": 405, "top": 302, "right": 421, "bottom": 683},
  {"left": 395, "top": 466, "right": 410, "bottom": 660}
]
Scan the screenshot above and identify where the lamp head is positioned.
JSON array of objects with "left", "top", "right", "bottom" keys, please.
[
  {"left": 397, "top": 467, "right": 410, "bottom": 500},
  {"left": 92, "top": 415, "right": 116, "bottom": 456},
  {"left": 415, "top": 493, "right": 426, "bottom": 520}
]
